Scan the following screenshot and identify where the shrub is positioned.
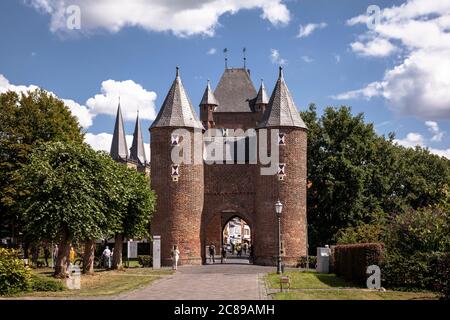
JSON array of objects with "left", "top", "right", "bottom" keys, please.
[
  {"left": 138, "top": 255, "right": 152, "bottom": 267},
  {"left": 31, "top": 275, "right": 64, "bottom": 292},
  {"left": 0, "top": 248, "right": 33, "bottom": 295},
  {"left": 297, "top": 256, "right": 317, "bottom": 269},
  {"left": 335, "top": 224, "right": 384, "bottom": 245},
  {"left": 333, "top": 243, "right": 384, "bottom": 285},
  {"left": 382, "top": 250, "right": 441, "bottom": 290},
  {"left": 435, "top": 253, "right": 450, "bottom": 300}
]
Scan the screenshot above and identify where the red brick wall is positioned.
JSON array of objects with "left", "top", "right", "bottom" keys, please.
[
  {"left": 254, "top": 128, "right": 308, "bottom": 266},
  {"left": 150, "top": 125, "right": 307, "bottom": 267},
  {"left": 150, "top": 127, "right": 204, "bottom": 266}
]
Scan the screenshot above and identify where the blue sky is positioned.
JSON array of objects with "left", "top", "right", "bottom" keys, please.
[{"left": 0, "top": 0, "right": 449, "bottom": 158}]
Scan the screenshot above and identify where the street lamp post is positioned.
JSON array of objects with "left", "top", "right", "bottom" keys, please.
[{"left": 275, "top": 200, "right": 283, "bottom": 274}]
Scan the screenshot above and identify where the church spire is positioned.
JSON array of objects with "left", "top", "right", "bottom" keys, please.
[
  {"left": 129, "top": 111, "right": 147, "bottom": 166},
  {"left": 258, "top": 67, "right": 307, "bottom": 129},
  {"left": 110, "top": 99, "right": 129, "bottom": 161},
  {"left": 200, "top": 80, "right": 218, "bottom": 106},
  {"left": 150, "top": 67, "right": 203, "bottom": 129},
  {"left": 255, "top": 79, "right": 269, "bottom": 105}
]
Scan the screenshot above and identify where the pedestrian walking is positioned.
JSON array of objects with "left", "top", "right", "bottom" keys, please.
[
  {"left": 102, "top": 246, "right": 111, "bottom": 269},
  {"left": 209, "top": 243, "right": 216, "bottom": 264},
  {"left": 44, "top": 246, "right": 50, "bottom": 267},
  {"left": 171, "top": 245, "right": 180, "bottom": 270},
  {"left": 52, "top": 245, "right": 58, "bottom": 268},
  {"left": 221, "top": 245, "right": 227, "bottom": 263}
]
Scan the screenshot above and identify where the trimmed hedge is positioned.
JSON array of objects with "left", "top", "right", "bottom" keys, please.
[
  {"left": 31, "top": 275, "right": 64, "bottom": 292},
  {"left": 333, "top": 243, "right": 384, "bottom": 285},
  {"left": 138, "top": 255, "right": 152, "bottom": 267}
]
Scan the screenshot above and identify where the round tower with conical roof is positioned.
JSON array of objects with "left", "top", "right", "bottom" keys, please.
[
  {"left": 254, "top": 66, "right": 308, "bottom": 266},
  {"left": 150, "top": 67, "right": 205, "bottom": 266}
]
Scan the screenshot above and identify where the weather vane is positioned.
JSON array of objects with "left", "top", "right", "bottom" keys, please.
[
  {"left": 243, "top": 47, "right": 247, "bottom": 69},
  {"left": 224, "top": 48, "right": 228, "bottom": 69}
]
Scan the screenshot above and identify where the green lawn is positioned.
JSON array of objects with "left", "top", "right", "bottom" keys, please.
[
  {"left": 266, "top": 271, "right": 356, "bottom": 289},
  {"left": 265, "top": 271, "right": 438, "bottom": 300},
  {"left": 274, "top": 290, "right": 438, "bottom": 300},
  {"left": 20, "top": 267, "right": 173, "bottom": 298}
]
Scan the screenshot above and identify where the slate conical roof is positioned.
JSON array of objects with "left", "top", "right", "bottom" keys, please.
[
  {"left": 258, "top": 67, "right": 307, "bottom": 129},
  {"left": 110, "top": 101, "right": 129, "bottom": 161},
  {"left": 255, "top": 79, "right": 269, "bottom": 105},
  {"left": 129, "top": 111, "right": 147, "bottom": 166},
  {"left": 214, "top": 68, "right": 256, "bottom": 113},
  {"left": 200, "top": 80, "right": 218, "bottom": 106},
  {"left": 150, "top": 67, "right": 203, "bottom": 129}
]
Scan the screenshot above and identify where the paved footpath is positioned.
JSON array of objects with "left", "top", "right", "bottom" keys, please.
[{"left": 116, "top": 262, "right": 274, "bottom": 300}]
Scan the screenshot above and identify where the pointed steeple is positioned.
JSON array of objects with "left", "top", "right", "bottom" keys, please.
[
  {"left": 255, "top": 79, "right": 269, "bottom": 105},
  {"left": 110, "top": 99, "right": 129, "bottom": 161},
  {"left": 129, "top": 110, "right": 147, "bottom": 166},
  {"left": 200, "top": 80, "right": 218, "bottom": 106},
  {"left": 258, "top": 67, "right": 307, "bottom": 129},
  {"left": 150, "top": 67, "right": 203, "bottom": 129}
]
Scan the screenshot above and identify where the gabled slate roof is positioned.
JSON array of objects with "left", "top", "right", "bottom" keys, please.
[
  {"left": 110, "top": 102, "right": 129, "bottom": 161},
  {"left": 258, "top": 67, "right": 307, "bottom": 129},
  {"left": 200, "top": 80, "right": 218, "bottom": 106},
  {"left": 214, "top": 68, "right": 257, "bottom": 113},
  {"left": 151, "top": 67, "right": 203, "bottom": 129},
  {"left": 255, "top": 80, "right": 269, "bottom": 105},
  {"left": 129, "top": 112, "right": 147, "bottom": 166}
]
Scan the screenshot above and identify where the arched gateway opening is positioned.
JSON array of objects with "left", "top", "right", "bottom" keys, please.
[
  {"left": 202, "top": 210, "right": 254, "bottom": 265},
  {"left": 221, "top": 216, "right": 252, "bottom": 264}
]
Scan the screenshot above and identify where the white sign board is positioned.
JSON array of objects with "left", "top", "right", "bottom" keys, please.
[
  {"left": 127, "top": 241, "right": 138, "bottom": 259},
  {"left": 153, "top": 236, "right": 161, "bottom": 269}
]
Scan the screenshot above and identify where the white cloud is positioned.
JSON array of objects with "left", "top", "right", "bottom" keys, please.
[
  {"left": 297, "top": 22, "right": 327, "bottom": 38},
  {"left": 394, "top": 121, "right": 449, "bottom": 159},
  {"left": 425, "top": 121, "right": 445, "bottom": 142},
  {"left": 331, "top": 81, "right": 384, "bottom": 100},
  {"left": 84, "top": 132, "right": 150, "bottom": 159},
  {"left": 429, "top": 148, "right": 450, "bottom": 159},
  {"left": 207, "top": 48, "right": 217, "bottom": 55},
  {"left": 301, "top": 55, "right": 313, "bottom": 63},
  {"left": 394, "top": 132, "right": 425, "bottom": 148},
  {"left": 270, "top": 49, "right": 287, "bottom": 65},
  {"left": 350, "top": 38, "right": 397, "bottom": 57},
  {"left": 0, "top": 74, "right": 39, "bottom": 94},
  {"left": 394, "top": 132, "right": 450, "bottom": 159},
  {"left": 337, "top": 0, "right": 450, "bottom": 119},
  {"left": 0, "top": 74, "right": 157, "bottom": 128},
  {"left": 0, "top": 74, "right": 94, "bottom": 127},
  {"left": 334, "top": 54, "right": 341, "bottom": 63},
  {"left": 86, "top": 79, "right": 157, "bottom": 121},
  {"left": 27, "top": 0, "right": 291, "bottom": 37},
  {"left": 63, "top": 98, "right": 93, "bottom": 128}
]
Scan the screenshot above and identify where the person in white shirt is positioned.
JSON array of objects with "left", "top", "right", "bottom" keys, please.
[
  {"left": 171, "top": 245, "right": 180, "bottom": 270},
  {"left": 102, "top": 246, "right": 111, "bottom": 269}
]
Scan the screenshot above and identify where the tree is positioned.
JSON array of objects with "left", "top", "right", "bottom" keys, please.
[
  {"left": 110, "top": 166, "right": 155, "bottom": 270},
  {"left": 302, "top": 104, "right": 450, "bottom": 250},
  {"left": 20, "top": 142, "right": 113, "bottom": 277},
  {"left": 0, "top": 90, "right": 83, "bottom": 248}
]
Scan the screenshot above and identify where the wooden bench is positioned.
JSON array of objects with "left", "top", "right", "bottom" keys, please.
[{"left": 280, "top": 276, "right": 290, "bottom": 292}]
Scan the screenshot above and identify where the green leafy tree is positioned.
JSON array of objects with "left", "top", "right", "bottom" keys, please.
[
  {"left": 20, "top": 142, "right": 114, "bottom": 277},
  {"left": 302, "top": 104, "right": 450, "bottom": 250},
  {"left": 0, "top": 90, "right": 83, "bottom": 246},
  {"left": 110, "top": 166, "right": 155, "bottom": 270}
]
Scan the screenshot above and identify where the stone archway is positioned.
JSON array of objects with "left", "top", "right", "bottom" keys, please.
[
  {"left": 220, "top": 214, "right": 253, "bottom": 264},
  {"left": 201, "top": 205, "right": 255, "bottom": 265}
]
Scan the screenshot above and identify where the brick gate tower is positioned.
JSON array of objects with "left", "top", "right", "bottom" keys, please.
[
  {"left": 149, "top": 67, "right": 204, "bottom": 265},
  {"left": 148, "top": 65, "right": 307, "bottom": 267},
  {"left": 254, "top": 67, "right": 308, "bottom": 266}
]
